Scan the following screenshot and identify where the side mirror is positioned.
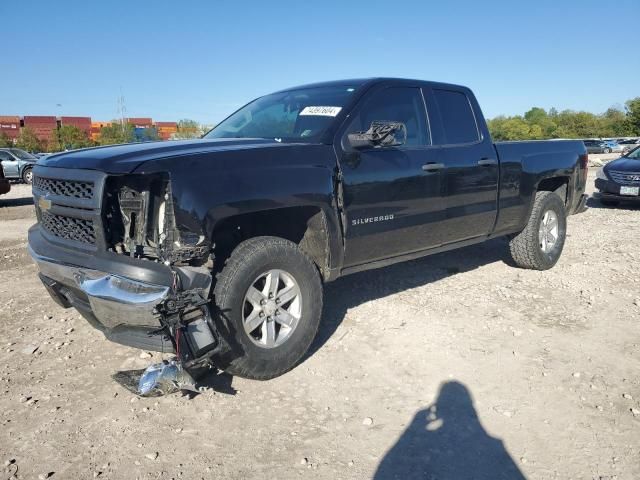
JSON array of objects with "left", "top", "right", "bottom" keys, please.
[{"left": 347, "top": 121, "right": 407, "bottom": 149}]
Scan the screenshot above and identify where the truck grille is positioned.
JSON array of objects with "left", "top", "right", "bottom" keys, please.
[
  {"left": 33, "top": 176, "right": 94, "bottom": 199},
  {"left": 609, "top": 171, "right": 640, "bottom": 186},
  {"left": 40, "top": 210, "right": 96, "bottom": 244}
]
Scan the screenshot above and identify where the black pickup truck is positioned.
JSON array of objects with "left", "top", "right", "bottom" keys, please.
[{"left": 29, "top": 78, "right": 588, "bottom": 379}]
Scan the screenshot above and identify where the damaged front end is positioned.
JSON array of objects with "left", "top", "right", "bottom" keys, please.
[
  {"left": 103, "top": 173, "right": 210, "bottom": 265},
  {"left": 29, "top": 167, "right": 226, "bottom": 383},
  {"left": 102, "top": 173, "right": 226, "bottom": 372}
]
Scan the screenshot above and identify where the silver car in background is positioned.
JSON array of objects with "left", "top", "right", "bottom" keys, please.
[{"left": 0, "top": 148, "right": 38, "bottom": 184}]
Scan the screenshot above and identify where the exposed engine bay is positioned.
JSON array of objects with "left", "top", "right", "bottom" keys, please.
[
  {"left": 103, "top": 174, "right": 210, "bottom": 265},
  {"left": 100, "top": 174, "right": 226, "bottom": 381}
]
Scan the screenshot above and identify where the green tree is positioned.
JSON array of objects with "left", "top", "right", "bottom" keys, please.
[
  {"left": 487, "top": 98, "right": 640, "bottom": 140},
  {"left": 47, "top": 131, "right": 63, "bottom": 152},
  {"left": 600, "top": 107, "right": 632, "bottom": 137},
  {"left": 175, "top": 119, "right": 202, "bottom": 139},
  {"left": 487, "top": 116, "right": 535, "bottom": 141},
  {"left": 0, "top": 132, "right": 12, "bottom": 148},
  {"left": 55, "top": 125, "right": 92, "bottom": 150},
  {"left": 625, "top": 97, "right": 640, "bottom": 135},
  {"left": 16, "top": 127, "right": 43, "bottom": 152},
  {"left": 98, "top": 121, "right": 135, "bottom": 145}
]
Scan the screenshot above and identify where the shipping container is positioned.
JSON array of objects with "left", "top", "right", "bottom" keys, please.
[
  {"left": 155, "top": 121, "right": 177, "bottom": 128},
  {"left": 0, "top": 115, "right": 21, "bottom": 140},
  {"left": 90, "top": 121, "right": 111, "bottom": 141},
  {"left": 61, "top": 116, "right": 91, "bottom": 139},
  {"left": 23, "top": 116, "right": 58, "bottom": 141},
  {"left": 127, "top": 117, "right": 153, "bottom": 128}
]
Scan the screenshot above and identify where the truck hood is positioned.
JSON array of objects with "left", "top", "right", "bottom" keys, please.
[
  {"left": 37, "top": 138, "right": 291, "bottom": 174},
  {"left": 604, "top": 156, "right": 640, "bottom": 172}
]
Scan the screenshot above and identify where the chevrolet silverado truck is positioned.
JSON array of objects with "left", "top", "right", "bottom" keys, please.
[{"left": 28, "top": 78, "right": 588, "bottom": 380}]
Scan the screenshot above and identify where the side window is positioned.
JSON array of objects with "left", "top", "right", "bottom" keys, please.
[
  {"left": 432, "top": 89, "right": 479, "bottom": 145},
  {"left": 345, "top": 87, "right": 429, "bottom": 147},
  {"left": 0, "top": 152, "right": 13, "bottom": 161}
]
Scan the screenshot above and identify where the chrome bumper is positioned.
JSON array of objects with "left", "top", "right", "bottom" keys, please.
[{"left": 29, "top": 246, "right": 170, "bottom": 329}]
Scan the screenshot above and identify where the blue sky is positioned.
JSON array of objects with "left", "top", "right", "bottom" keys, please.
[{"left": 2, "top": 0, "right": 638, "bottom": 124}]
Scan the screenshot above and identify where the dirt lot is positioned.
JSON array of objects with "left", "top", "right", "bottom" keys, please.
[{"left": 1, "top": 160, "right": 639, "bottom": 480}]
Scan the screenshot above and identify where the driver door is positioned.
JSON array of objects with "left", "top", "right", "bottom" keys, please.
[{"left": 337, "top": 86, "right": 447, "bottom": 267}]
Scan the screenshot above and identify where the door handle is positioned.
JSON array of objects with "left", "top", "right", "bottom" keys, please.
[
  {"left": 477, "top": 158, "right": 497, "bottom": 166},
  {"left": 422, "top": 163, "right": 445, "bottom": 172}
]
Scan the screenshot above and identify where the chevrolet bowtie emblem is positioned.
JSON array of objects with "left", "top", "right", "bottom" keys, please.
[{"left": 38, "top": 196, "right": 52, "bottom": 211}]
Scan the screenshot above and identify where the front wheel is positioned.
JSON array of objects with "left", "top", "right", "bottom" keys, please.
[
  {"left": 211, "top": 236, "right": 323, "bottom": 380},
  {"left": 22, "top": 167, "right": 33, "bottom": 184},
  {"left": 509, "top": 191, "right": 567, "bottom": 270}
]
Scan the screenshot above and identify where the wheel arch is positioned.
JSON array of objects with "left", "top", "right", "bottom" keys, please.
[
  {"left": 536, "top": 175, "right": 569, "bottom": 206},
  {"left": 211, "top": 205, "right": 335, "bottom": 281}
]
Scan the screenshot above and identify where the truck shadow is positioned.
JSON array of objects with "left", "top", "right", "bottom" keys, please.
[
  {"left": 585, "top": 196, "right": 640, "bottom": 211},
  {"left": 0, "top": 196, "right": 34, "bottom": 208},
  {"left": 374, "top": 381, "right": 526, "bottom": 480},
  {"left": 309, "top": 237, "right": 512, "bottom": 358}
]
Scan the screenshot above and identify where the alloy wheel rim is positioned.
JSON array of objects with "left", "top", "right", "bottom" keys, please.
[
  {"left": 539, "top": 210, "right": 559, "bottom": 254},
  {"left": 25, "top": 171, "right": 33, "bottom": 183},
  {"left": 242, "top": 269, "right": 302, "bottom": 348}
]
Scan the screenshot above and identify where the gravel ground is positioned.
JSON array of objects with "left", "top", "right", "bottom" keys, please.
[{"left": 1, "top": 159, "right": 639, "bottom": 480}]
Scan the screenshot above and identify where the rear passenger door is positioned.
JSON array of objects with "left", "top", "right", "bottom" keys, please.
[{"left": 425, "top": 87, "right": 499, "bottom": 244}]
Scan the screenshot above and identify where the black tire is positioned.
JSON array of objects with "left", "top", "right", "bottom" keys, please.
[
  {"left": 599, "top": 198, "right": 619, "bottom": 207},
  {"left": 22, "top": 167, "right": 33, "bottom": 184},
  {"left": 211, "top": 236, "right": 322, "bottom": 380},
  {"left": 509, "top": 191, "right": 567, "bottom": 270},
  {"left": 606, "top": 148, "right": 612, "bottom": 154}
]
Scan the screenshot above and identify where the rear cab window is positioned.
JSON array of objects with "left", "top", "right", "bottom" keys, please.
[{"left": 428, "top": 88, "right": 480, "bottom": 146}]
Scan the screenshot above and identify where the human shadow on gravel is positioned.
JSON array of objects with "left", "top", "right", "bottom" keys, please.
[
  {"left": 374, "top": 381, "right": 526, "bottom": 480},
  {"left": 307, "top": 237, "right": 512, "bottom": 359}
]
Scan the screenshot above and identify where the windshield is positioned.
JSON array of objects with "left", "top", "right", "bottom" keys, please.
[
  {"left": 626, "top": 146, "right": 640, "bottom": 159},
  {"left": 204, "top": 86, "right": 358, "bottom": 142},
  {"left": 9, "top": 149, "right": 37, "bottom": 160}
]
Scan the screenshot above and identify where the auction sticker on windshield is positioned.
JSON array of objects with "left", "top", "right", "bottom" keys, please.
[{"left": 299, "top": 106, "right": 342, "bottom": 117}]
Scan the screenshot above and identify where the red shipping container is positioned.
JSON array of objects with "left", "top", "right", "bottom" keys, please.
[
  {"left": 0, "top": 115, "right": 21, "bottom": 140},
  {"left": 24, "top": 116, "right": 56, "bottom": 124},
  {"left": 61, "top": 116, "right": 92, "bottom": 138},
  {"left": 23, "top": 116, "right": 58, "bottom": 142},
  {"left": 127, "top": 117, "right": 153, "bottom": 128}
]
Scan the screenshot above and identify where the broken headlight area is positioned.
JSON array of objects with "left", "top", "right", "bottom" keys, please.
[{"left": 103, "top": 173, "right": 210, "bottom": 266}]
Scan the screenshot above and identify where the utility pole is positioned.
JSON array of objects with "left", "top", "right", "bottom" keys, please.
[{"left": 117, "top": 88, "right": 127, "bottom": 134}]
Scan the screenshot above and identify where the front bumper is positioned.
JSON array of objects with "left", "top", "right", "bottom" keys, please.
[
  {"left": 595, "top": 178, "right": 640, "bottom": 202},
  {"left": 28, "top": 225, "right": 212, "bottom": 352},
  {"left": 31, "top": 245, "right": 171, "bottom": 330}
]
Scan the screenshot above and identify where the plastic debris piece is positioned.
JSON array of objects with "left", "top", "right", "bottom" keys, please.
[{"left": 137, "top": 358, "right": 198, "bottom": 397}]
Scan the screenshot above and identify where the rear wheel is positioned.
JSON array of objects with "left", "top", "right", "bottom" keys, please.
[
  {"left": 509, "top": 191, "right": 567, "bottom": 270},
  {"left": 22, "top": 167, "right": 33, "bottom": 184},
  {"left": 211, "top": 236, "right": 322, "bottom": 380}
]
